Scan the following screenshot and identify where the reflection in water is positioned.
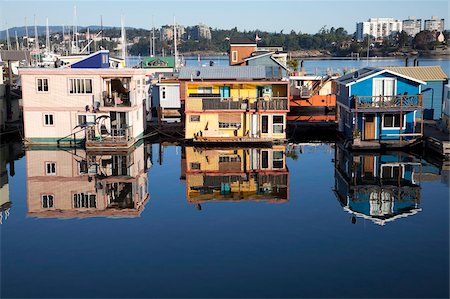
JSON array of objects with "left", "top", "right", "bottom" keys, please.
[
  {"left": 333, "top": 143, "right": 433, "bottom": 225},
  {"left": 26, "top": 143, "right": 150, "bottom": 218},
  {"left": 0, "top": 142, "right": 25, "bottom": 224},
  {"left": 183, "top": 146, "right": 289, "bottom": 207}
]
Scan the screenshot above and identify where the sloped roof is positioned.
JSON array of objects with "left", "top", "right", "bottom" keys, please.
[
  {"left": 142, "top": 56, "right": 175, "bottom": 68},
  {"left": 0, "top": 50, "right": 31, "bottom": 62},
  {"left": 335, "top": 67, "right": 381, "bottom": 85},
  {"left": 382, "top": 66, "right": 448, "bottom": 81},
  {"left": 336, "top": 67, "right": 427, "bottom": 86},
  {"left": 178, "top": 66, "right": 267, "bottom": 80},
  {"left": 229, "top": 37, "right": 256, "bottom": 45}
]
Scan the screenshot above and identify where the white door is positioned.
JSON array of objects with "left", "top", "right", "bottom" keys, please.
[{"left": 251, "top": 114, "right": 258, "bottom": 137}]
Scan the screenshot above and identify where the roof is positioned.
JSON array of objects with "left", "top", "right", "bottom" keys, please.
[
  {"left": 178, "top": 66, "right": 268, "bottom": 80},
  {"left": 64, "top": 50, "right": 109, "bottom": 69},
  {"left": 229, "top": 37, "right": 257, "bottom": 45},
  {"left": 0, "top": 50, "right": 31, "bottom": 62},
  {"left": 382, "top": 66, "right": 448, "bottom": 81},
  {"left": 336, "top": 67, "right": 427, "bottom": 86},
  {"left": 244, "top": 51, "right": 289, "bottom": 71},
  {"left": 142, "top": 56, "right": 175, "bottom": 68}
]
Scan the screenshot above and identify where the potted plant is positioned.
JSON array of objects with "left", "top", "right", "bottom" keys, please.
[{"left": 352, "top": 129, "right": 361, "bottom": 145}]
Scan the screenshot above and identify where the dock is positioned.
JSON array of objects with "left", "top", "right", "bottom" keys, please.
[{"left": 423, "top": 121, "right": 450, "bottom": 159}]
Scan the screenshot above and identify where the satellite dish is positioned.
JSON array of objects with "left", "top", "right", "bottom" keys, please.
[{"left": 196, "top": 70, "right": 201, "bottom": 76}]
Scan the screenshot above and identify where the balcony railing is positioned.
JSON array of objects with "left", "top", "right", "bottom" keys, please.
[
  {"left": 353, "top": 94, "right": 423, "bottom": 110},
  {"left": 86, "top": 126, "right": 133, "bottom": 145},
  {"left": 187, "top": 97, "right": 289, "bottom": 111}
]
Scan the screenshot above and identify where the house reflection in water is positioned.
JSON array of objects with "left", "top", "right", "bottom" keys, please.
[
  {"left": 183, "top": 145, "right": 289, "bottom": 207},
  {"left": 26, "top": 143, "right": 149, "bottom": 219},
  {"left": 334, "top": 143, "right": 424, "bottom": 225}
]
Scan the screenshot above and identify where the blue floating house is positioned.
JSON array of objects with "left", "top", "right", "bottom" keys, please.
[
  {"left": 382, "top": 66, "right": 448, "bottom": 120},
  {"left": 335, "top": 67, "right": 426, "bottom": 149},
  {"left": 334, "top": 143, "right": 423, "bottom": 226}
]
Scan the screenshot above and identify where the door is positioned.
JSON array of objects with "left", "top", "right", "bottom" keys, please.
[
  {"left": 364, "top": 114, "right": 375, "bottom": 140},
  {"left": 261, "top": 115, "right": 269, "bottom": 135},
  {"left": 251, "top": 114, "right": 258, "bottom": 137},
  {"left": 220, "top": 86, "right": 230, "bottom": 99},
  {"left": 364, "top": 114, "right": 376, "bottom": 140}
]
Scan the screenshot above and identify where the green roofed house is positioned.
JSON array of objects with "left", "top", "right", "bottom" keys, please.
[{"left": 141, "top": 57, "right": 175, "bottom": 71}]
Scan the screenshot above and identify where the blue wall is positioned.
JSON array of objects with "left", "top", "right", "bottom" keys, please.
[
  {"left": 422, "top": 80, "right": 446, "bottom": 120},
  {"left": 71, "top": 52, "right": 110, "bottom": 69}
]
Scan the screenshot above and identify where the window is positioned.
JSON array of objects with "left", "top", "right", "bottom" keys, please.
[
  {"left": 73, "top": 193, "right": 97, "bottom": 208},
  {"left": 261, "top": 151, "right": 269, "bottom": 169},
  {"left": 382, "top": 114, "right": 406, "bottom": 129},
  {"left": 190, "top": 115, "right": 200, "bottom": 122},
  {"left": 272, "top": 151, "right": 284, "bottom": 169},
  {"left": 161, "top": 87, "right": 166, "bottom": 99},
  {"left": 78, "top": 114, "right": 96, "bottom": 125},
  {"left": 219, "top": 122, "right": 241, "bottom": 129},
  {"left": 44, "top": 113, "right": 54, "bottom": 126},
  {"left": 381, "top": 165, "right": 403, "bottom": 180},
  {"left": 373, "top": 78, "right": 396, "bottom": 98},
  {"left": 447, "top": 90, "right": 450, "bottom": 100},
  {"left": 273, "top": 115, "right": 284, "bottom": 134},
  {"left": 219, "top": 114, "right": 241, "bottom": 129},
  {"left": 197, "top": 86, "right": 213, "bottom": 94},
  {"left": 45, "top": 162, "right": 56, "bottom": 175},
  {"left": 42, "top": 194, "right": 54, "bottom": 208},
  {"left": 191, "top": 162, "right": 201, "bottom": 170},
  {"left": 69, "top": 78, "right": 93, "bottom": 94},
  {"left": 219, "top": 156, "right": 241, "bottom": 163},
  {"left": 232, "top": 51, "right": 238, "bottom": 62},
  {"left": 37, "top": 78, "right": 48, "bottom": 92},
  {"left": 261, "top": 115, "right": 269, "bottom": 134}
]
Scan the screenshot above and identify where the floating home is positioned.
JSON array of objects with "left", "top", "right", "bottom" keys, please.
[
  {"left": 20, "top": 51, "right": 152, "bottom": 150},
  {"left": 179, "top": 66, "right": 290, "bottom": 143},
  {"left": 334, "top": 143, "right": 422, "bottom": 225},
  {"left": 335, "top": 67, "right": 426, "bottom": 149},
  {"left": 150, "top": 73, "right": 181, "bottom": 123},
  {"left": 382, "top": 66, "right": 448, "bottom": 120},
  {"left": 183, "top": 146, "right": 289, "bottom": 206},
  {"left": 26, "top": 142, "right": 149, "bottom": 219},
  {"left": 288, "top": 74, "right": 337, "bottom": 123}
]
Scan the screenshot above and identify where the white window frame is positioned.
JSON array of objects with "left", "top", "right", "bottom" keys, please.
[
  {"left": 232, "top": 51, "right": 238, "bottom": 62},
  {"left": 36, "top": 78, "right": 49, "bottom": 93},
  {"left": 197, "top": 86, "right": 213, "bottom": 94},
  {"left": 45, "top": 162, "right": 56, "bottom": 176},
  {"left": 73, "top": 192, "right": 97, "bottom": 209},
  {"left": 190, "top": 115, "right": 200, "bottom": 122},
  {"left": 43, "top": 113, "right": 55, "bottom": 126},
  {"left": 372, "top": 78, "right": 397, "bottom": 104},
  {"left": 380, "top": 164, "right": 405, "bottom": 180},
  {"left": 381, "top": 113, "right": 407, "bottom": 130},
  {"left": 272, "top": 150, "right": 284, "bottom": 169},
  {"left": 68, "top": 78, "right": 93, "bottom": 94},
  {"left": 272, "top": 115, "right": 284, "bottom": 134},
  {"left": 42, "top": 194, "right": 55, "bottom": 209},
  {"left": 77, "top": 114, "right": 96, "bottom": 125}
]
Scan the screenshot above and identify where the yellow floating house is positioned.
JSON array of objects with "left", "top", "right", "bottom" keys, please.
[{"left": 179, "top": 66, "right": 290, "bottom": 143}]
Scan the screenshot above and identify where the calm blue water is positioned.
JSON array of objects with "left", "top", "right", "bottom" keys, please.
[
  {"left": 127, "top": 56, "right": 450, "bottom": 76},
  {"left": 1, "top": 141, "right": 449, "bottom": 298}
]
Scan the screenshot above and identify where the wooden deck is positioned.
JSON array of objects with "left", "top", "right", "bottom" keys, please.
[
  {"left": 348, "top": 139, "right": 421, "bottom": 150},
  {"left": 423, "top": 121, "right": 450, "bottom": 159},
  {"left": 192, "top": 136, "right": 279, "bottom": 144}
]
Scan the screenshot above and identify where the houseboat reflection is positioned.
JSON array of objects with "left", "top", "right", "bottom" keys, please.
[
  {"left": 334, "top": 143, "right": 426, "bottom": 225},
  {"left": 183, "top": 146, "right": 289, "bottom": 207},
  {"left": 26, "top": 143, "right": 149, "bottom": 219}
]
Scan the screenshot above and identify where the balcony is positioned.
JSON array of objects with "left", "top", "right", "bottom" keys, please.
[
  {"left": 85, "top": 126, "right": 135, "bottom": 149},
  {"left": 353, "top": 94, "right": 423, "bottom": 111},
  {"left": 186, "top": 97, "right": 289, "bottom": 112}
]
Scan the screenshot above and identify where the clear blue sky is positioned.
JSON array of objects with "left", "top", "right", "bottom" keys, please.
[{"left": 1, "top": 0, "right": 449, "bottom": 34}]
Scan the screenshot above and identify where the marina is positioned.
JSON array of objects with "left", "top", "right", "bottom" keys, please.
[{"left": 0, "top": 3, "right": 449, "bottom": 298}]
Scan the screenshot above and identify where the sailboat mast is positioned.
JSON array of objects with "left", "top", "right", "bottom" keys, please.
[
  {"left": 121, "top": 16, "right": 127, "bottom": 60},
  {"left": 15, "top": 31, "right": 19, "bottom": 50},
  {"left": 46, "top": 17, "right": 50, "bottom": 52},
  {"left": 173, "top": 16, "right": 178, "bottom": 71},
  {"left": 25, "top": 17, "right": 29, "bottom": 50},
  {"left": 34, "top": 15, "right": 38, "bottom": 52},
  {"left": 6, "top": 23, "right": 11, "bottom": 50}
]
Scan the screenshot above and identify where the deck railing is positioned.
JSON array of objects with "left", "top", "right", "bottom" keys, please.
[
  {"left": 354, "top": 94, "right": 423, "bottom": 110},
  {"left": 187, "top": 97, "right": 289, "bottom": 111},
  {"left": 86, "top": 126, "right": 133, "bottom": 143}
]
